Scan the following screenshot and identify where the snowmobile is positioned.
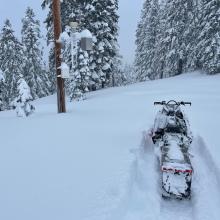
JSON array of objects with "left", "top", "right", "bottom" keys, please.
[{"left": 152, "top": 100, "right": 193, "bottom": 199}]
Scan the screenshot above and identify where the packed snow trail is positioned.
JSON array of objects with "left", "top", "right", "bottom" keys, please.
[
  {"left": 190, "top": 136, "right": 220, "bottom": 220},
  {"left": 108, "top": 133, "right": 160, "bottom": 220},
  {"left": 108, "top": 132, "right": 220, "bottom": 220},
  {"left": 159, "top": 199, "right": 194, "bottom": 220},
  {"left": 109, "top": 131, "right": 195, "bottom": 220}
]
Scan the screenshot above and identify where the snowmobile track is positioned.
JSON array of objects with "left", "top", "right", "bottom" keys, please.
[
  {"left": 189, "top": 136, "right": 220, "bottom": 220},
  {"left": 110, "top": 133, "right": 220, "bottom": 220},
  {"left": 159, "top": 198, "right": 195, "bottom": 220},
  {"left": 193, "top": 136, "right": 220, "bottom": 185}
]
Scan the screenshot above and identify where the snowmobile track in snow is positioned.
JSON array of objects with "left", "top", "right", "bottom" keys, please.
[
  {"left": 159, "top": 198, "right": 195, "bottom": 220},
  {"left": 189, "top": 136, "right": 220, "bottom": 220},
  {"left": 110, "top": 133, "right": 220, "bottom": 220},
  {"left": 193, "top": 136, "right": 220, "bottom": 185},
  {"left": 143, "top": 132, "right": 220, "bottom": 220}
]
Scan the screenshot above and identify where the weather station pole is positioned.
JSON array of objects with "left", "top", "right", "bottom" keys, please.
[{"left": 52, "top": 0, "right": 66, "bottom": 113}]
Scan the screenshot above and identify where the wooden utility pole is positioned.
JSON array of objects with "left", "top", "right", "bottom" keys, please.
[{"left": 52, "top": 0, "right": 66, "bottom": 113}]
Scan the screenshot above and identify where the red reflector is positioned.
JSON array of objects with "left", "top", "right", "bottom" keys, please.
[
  {"left": 175, "top": 169, "right": 192, "bottom": 173},
  {"left": 185, "top": 170, "right": 193, "bottom": 173}
]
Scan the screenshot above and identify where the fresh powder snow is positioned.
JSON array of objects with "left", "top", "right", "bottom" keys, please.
[{"left": 0, "top": 72, "right": 220, "bottom": 220}]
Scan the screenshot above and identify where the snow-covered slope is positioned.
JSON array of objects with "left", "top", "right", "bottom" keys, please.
[{"left": 0, "top": 72, "right": 220, "bottom": 220}]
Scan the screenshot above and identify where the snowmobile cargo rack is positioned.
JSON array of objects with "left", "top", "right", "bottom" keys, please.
[{"left": 154, "top": 100, "right": 191, "bottom": 106}]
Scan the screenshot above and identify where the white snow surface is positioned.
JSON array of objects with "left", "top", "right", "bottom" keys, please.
[{"left": 0, "top": 72, "right": 220, "bottom": 220}]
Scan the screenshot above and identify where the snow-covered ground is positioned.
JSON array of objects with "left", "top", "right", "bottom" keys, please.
[{"left": 0, "top": 72, "right": 220, "bottom": 220}]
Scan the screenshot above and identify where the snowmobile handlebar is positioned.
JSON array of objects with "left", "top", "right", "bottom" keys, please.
[{"left": 154, "top": 101, "right": 191, "bottom": 106}]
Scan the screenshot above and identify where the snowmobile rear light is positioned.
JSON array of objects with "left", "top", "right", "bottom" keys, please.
[
  {"left": 184, "top": 169, "right": 193, "bottom": 174},
  {"left": 175, "top": 169, "right": 192, "bottom": 174}
]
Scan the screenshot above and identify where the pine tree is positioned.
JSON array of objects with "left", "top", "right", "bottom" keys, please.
[
  {"left": 14, "top": 76, "right": 35, "bottom": 117},
  {"left": 123, "top": 64, "right": 136, "bottom": 85},
  {"left": 78, "top": 50, "right": 90, "bottom": 93},
  {"left": 21, "top": 7, "right": 49, "bottom": 99},
  {"left": 194, "top": 0, "right": 220, "bottom": 74},
  {"left": 80, "top": 0, "right": 120, "bottom": 89},
  {"left": 68, "top": 49, "right": 90, "bottom": 101},
  {"left": 0, "top": 69, "right": 5, "bottom": 111},
  {"left": 42, "top": 0, "right": 58, "bottom": 94},
  {"left": 111, "top": 53, "right": 124, "bottom": 87},
  {"left": 184, "top": 0, "right": 199, "bottom": 71},
  {"left": 135, "top": 0, "right": 220, "bottom": 80},
  {"left": 136, "top": 0, "right": 198, "bottom": 80},
  {"left": 161, "top": 0, "right": 194, "bottom": 77},
  {"left": 152, "top": 1, "right": 167, "bottom": 79},
  {"left": 0, "top": 20, "right": 24, "bottom": 108},
  {"left": 142, "top": 0, "right": 160, "bottom": 80},
  {"left": 134, "top": 0, "right": 152, "bottom": 81}
]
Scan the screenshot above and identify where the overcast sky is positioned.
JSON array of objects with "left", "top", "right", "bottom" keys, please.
[{"left": 0, "top": 0, "right": 145, "bottom": 64}]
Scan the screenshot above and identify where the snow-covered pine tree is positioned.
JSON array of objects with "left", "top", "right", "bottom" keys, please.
[
  {"left": 184, "top": 0, "right": 199, "bottom": 71},
  {"left": 46, "top": 47, "right": 57, "bottom": 94},
  {"left": 61, "top": 0, "right": 82, "bottom": 29},
  {"left": 42, "top": 0, "right": 58, "bottom": 94},
  {"left": 0, "top": 69, "right": 5, "bottom": 111},
  {"left": 78, "top": 49, "right": 90, "bottom": 93},
  {"left": 151, "top": 0, "right": 196, "bottom": 79},
  {"left": 135, "top": 0, "right": 220, "bottom": 80},
  {"left": 134, "top": 0, "right": 152, "bottom": 81},
  {"left": 0, "top": 19, "right": 24, "bottom": 108},
  {"left": 123, "top": 64, "right": 136, "bottom": 85},
  {"left": 111, "top": 53, "right": 124, "bottom": 87},
  {"left": 83, "top": 0, "right": 120, "bottom": 89},
  {"left": 160, "top": 0, "right": 194, "bottom": 77},
  {"left": 68, "top": 49, "right": 90, "bottom": 101},
  {"left": 194, "top": 0, "right": 220, "bottom": 74},
  {"left": 142, "top": 0, "right": 160, "bottom": 80},
  {"left": 14, "top": 75, "right": 35, "bottom": 117},
  {"left": 21, "top": 7, "right": 50, "bottom": 99},
  {"left": 152, "top": 1, "right": 167, "bottom": 79}
]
